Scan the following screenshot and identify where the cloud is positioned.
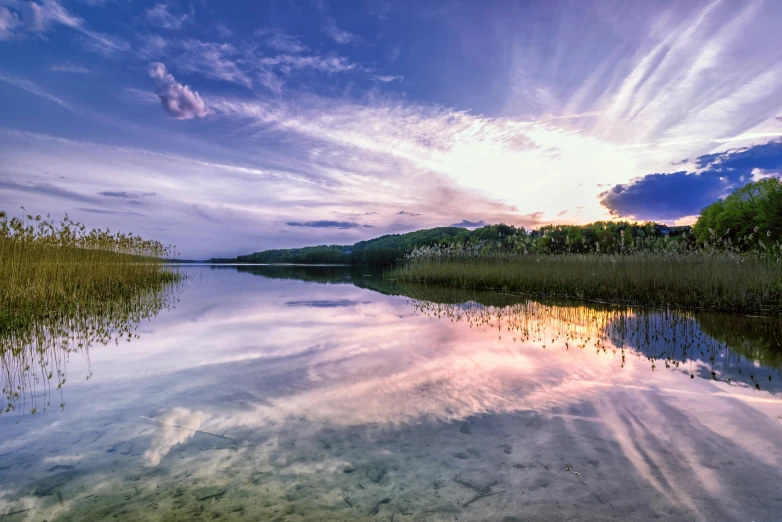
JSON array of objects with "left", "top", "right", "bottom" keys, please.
[
  {"left": 0, "top": 74, "right": 72, "bottom": 109},
  {"left": 145, "top": 2, "right": 189, "bottom": 30},
  {"left": 286, "top": 220, "right": 361, "bottom": 229},
  {"left": 264, "top": 32, "right": 307, "bottom": 53},
  {"left": 257, "top": 54, "right": 356, "bottom": 73},
  {"left": 177, "top": 39, "right": 252, "bottom": 87},
  {"left": 0, "top": 6, "right": 20, "bottom": 40},
  {"left": 119, "top": 87, "right": 159, "bottom": 104},
  {"left": 148, "top": 62, "right": 209, "bottom": 119},
  {"left": 29, "top": 0, "right": 81, "bottom": 32},
  {"left": 322, "top": 17, "right": 356, "bottom": 44},
  {"left": 600, "top": 139, "right": 782, "bottom": 221},
  {"left": 14, "top": 0, "right": 129, "bottom": 55},
  {"left": 99, "top": 191, "right": 156, "bottom": 199},
  {"left": 0, "top": 179, "right": 99, "bottom": 204},
  {"left": 76, "top": 207, "right": 146, "bottom": 216},
  {"left": 215, "top": 23, "right": 231, "bottom": 39},
  {"left": 450, "top": 219, "right": 487, "bottom": 228},
  {"left": 371, "top": 75, "right": 403, "bottom": 83},
  {"left": 49, "top": 61, "right": 90, "bottom": 73},
  {"left": 397, "top": 210, "right": 420, "bottom": 216}
]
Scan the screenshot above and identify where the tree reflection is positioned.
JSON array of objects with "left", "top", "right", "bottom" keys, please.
[{"left": 407, "top": 294, "right": 782, "bottom": 392}]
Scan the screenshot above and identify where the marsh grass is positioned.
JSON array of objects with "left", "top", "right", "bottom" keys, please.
[
  {"left": 0, "top": 210, "right": 180, "bottom": 334},
  {"left": 392, "top": 232, "right": 782, "bottom": 313},
  {"left": 0, "top": 209, "right": 183, "bottom": 417}
]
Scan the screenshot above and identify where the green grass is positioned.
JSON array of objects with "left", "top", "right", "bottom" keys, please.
[{"left": 391, "top": 251, "right": 782, "bottom": 313}]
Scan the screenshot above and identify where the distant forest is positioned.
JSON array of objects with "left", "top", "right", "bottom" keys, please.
[
  {"left": 212, "top": 178, "right": 782, "bottom": 266},
  {"left": 211, "top": 221, "right": 690, "bottom": 266}
]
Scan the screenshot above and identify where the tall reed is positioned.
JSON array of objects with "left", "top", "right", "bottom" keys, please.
[
  {"left": 0, "top": 209, "right": 180, "bottom": 334},
  {"left": 392, "top": 230, "right": 782, "bottom": 313}
]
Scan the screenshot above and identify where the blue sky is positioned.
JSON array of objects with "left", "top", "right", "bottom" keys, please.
[{"left": 1, "top": 0, "right": 782, "bottom": 258}]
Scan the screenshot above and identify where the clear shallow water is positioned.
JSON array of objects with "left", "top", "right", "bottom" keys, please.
[{"left": 1, "top": 265, "right": 782, "bottom": 521}]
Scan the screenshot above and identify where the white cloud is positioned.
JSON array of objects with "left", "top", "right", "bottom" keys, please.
[
  {"left": 148, "top": 62, "right": 209, "bottom": 119},
  {"left": 322, "top": 17, "right": 356, "bottom": 44},
  {"left": 0, "top": 6, "right": 20, "bottom": 40},
  {"left": 371, "top": 75, "right": 403, "bottom": 82},
  {"left": 177, "top": 39, "right": 252, "bottom": 87},
  {"left": 119, "top": 87, "right": 159, "bottom": 104},
  {"left": 29, "top": 0, "right": 81, "bottom": 32},
  {"left": 0, "top": 73, "right": 72, "bottom": 109},
  {"left": 49, "top": 61, "right": 90, "bottom": 73},
  {"left": 0, "top": 0, "right": 129, "bottom": 54},
  {"left": 258, "top": 54, "right": 356, "bottom": 74},
  {"left": 145, "top": 2, "right": 189, "bottom": 30},
  {"left": 264, "top": 32, "right": 307, "bottom": 53}
]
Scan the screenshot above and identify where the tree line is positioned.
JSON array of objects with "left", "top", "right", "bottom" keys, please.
[{"left": 213, "top": 177, "right": 782, "bottom": 266}]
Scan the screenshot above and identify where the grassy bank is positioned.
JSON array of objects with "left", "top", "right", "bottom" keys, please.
[
  {"left": 391, "top": 248, "right": 782, "bottom": 313},
  {"left": 0, "top": 210, "right": 180, "bottom": 335}
]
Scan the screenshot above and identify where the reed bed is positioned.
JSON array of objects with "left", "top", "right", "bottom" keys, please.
[
  {"left": 0, "top": 210, "right": 180, "bottom": 334},
  {"left": 392, "top": 234, "right": 782, "bottom": 313}
]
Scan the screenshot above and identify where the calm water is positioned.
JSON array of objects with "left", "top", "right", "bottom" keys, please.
[{"left": 1, "top": 265, "right": 782, "bottom": 521}]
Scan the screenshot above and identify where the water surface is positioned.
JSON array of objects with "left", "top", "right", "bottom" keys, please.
[{"left": 1, "top": 265, "right": 782, "bottom": 521}]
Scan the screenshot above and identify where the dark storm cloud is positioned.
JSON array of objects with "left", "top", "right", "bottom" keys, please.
[{"left": 600, "top": 140, "right": 782, "bottom": 221}]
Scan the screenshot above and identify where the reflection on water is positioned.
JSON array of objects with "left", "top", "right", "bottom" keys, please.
[
  {"left": 0, "top": 265, "right": 781, "bottom": 521},
  {"left": 1, "top": 282, "right": 179, "bottom": 419}
]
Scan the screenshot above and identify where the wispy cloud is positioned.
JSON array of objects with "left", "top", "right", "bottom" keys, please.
[
  {"left": 5, "top": 0, "right": 131, "bottom": 55},
  {"left": 149, "top": 62, "right": 210, "bottom": 119},
  {"left": 263, "top": 32, "right": 307, "bottom": 53},
  {"left": 0, "top": 179, "right": 98, "bottom": 204},
  {"left": 322, "top": 17, "right": 357, "bottom": 44},
  {"left": 177, "top": 39, "right": 252, "bottom": 87},
  {"left": 99, "top": 190, "right": 157, "bottom": 199},
  {"left": 77, "top": 207, "right": 146, "bottom": 216},
  {"left": 286, "top": 220, "right": 362, "bottom": 229},
  {"left": 0, "top": 73, "right": 72, "bottom": 109},
  {"left": 0, "top": 6, "right": 20, "bottom": 40},
  {"left": 145, "top": 2, "right": 189, "bottom": 30},
  {"left": 257, "top": 54, "right": 356, "bottom": 73},
  {"left": 397, "top": 210, "right": 420, "bottom": 216},
  {"left": 119, "top": 87, "right": 159, "bottom": 104},
  {"left": 49, "top": 61, "right": 90, "bottom": 73},
  {"left": 371, "top": 75, "right": 403, "bottom": 83}
]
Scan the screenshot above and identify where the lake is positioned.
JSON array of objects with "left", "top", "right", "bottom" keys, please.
[{"left": 1, "top": 265, "right": 782, "bottom": 521}]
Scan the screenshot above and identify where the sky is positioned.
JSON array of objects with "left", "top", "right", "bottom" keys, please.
[{"left": 1, "top": 0, "right": 782, "bottom": 258}]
